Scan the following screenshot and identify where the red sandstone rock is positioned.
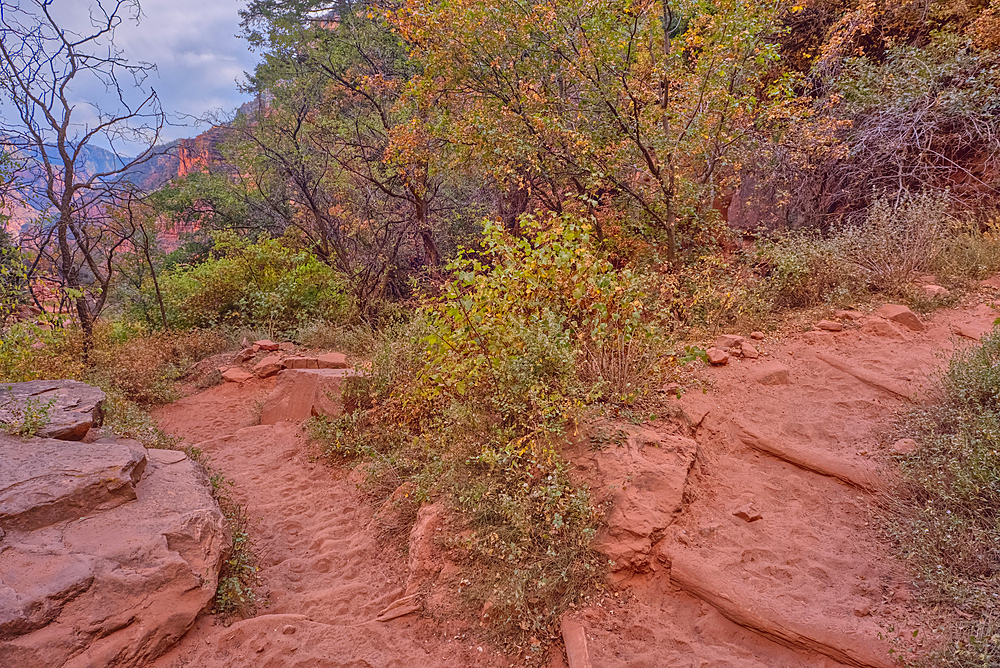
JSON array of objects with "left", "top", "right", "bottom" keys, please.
[
  {"left": 565, "top": 427, "right": 697, "bottom": 571},
  {"left": 892, "top": 438, "right": 917, "bottom": 455},
  {"left": 816, "top": 320, "right": 843, "bottom": 331},
  {"left": 0, "top": 436, "right": 146, "bottom": 531},
  {"left": 862, "top": 319, "right": 907, "bottom": 340},
  {"left": 561, "top": 617, "right": 594, "bottom": 668},
  {"left": 0, "top": 380, "right": 105, "bottom": 441},
  {"left": 284, "top": 356, "right": 319, "bottom": 370},
  {"left": 835, "top": 309, "right": 864, "bottom": 321},
  {"left": 732, "top": 506, "right": 763, "bottom": 523},
  {"left": 0, "top": 440, "right": 225, "bottom": 668},
  {"left": 254, "top": 339, "right": 279, "bottom": 351},
  {"left": 739, "top": 341, "right": 760, "bottom": 359},
  {"left": 876, "top": 304, "right": 924, "bottom": 331},
  {"left": 714, "top": 334, "right": 744, "bottom": 350},
  {"left": 706, "top": 348, "right": 729, "bottom": 365},
  {"left": 753, "top": 364, "right": 790, "bottom": 386},
  {"left": 253, "top": 354, "right": 284, "bottom": 378},
  {"left": 220, "top": 367, "right": 254, "bottom": 383},
  {"left": 316, "top": 352, "right": 348, "bottom": 369},
  {"left": 259, "top": 368, "right": 355, "bottom": 425}
]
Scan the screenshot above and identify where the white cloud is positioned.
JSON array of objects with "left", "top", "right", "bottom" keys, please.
[
  {"left": 111, "top": 0, "right": 259, "bottom": 138},
  {"left": 3, "top": 0, "right": 258, "bottom": 153}
]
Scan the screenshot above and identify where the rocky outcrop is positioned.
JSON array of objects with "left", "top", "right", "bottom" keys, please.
[
  {"left": 0, "top": 437, "right": 146, "bottom": 531},
  {"left": 176, "top": 126, "right": 227, "bottom": 179},
  {"left": 565, "top": 426, "right": 697, "bottom": 571},
  {"left": 0, "top": 380, "right": 105, "bottom": 441},
  {"left": 0, "top": 432, "right": 226, "bottom": 668},
  {"left": 259, "top": 368, "right": 356, "bottom": 425}
]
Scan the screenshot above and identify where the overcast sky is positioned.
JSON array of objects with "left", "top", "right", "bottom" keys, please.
[
  {"left": 111, "top": 0, "right": 258, "bottom": 142},
  {"left": 20, "top": 0, "right": 260, "bottom": 152}
]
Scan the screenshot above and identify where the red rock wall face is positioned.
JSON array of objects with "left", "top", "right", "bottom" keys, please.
[{"left": 176, "top": 127, "right": 228, "bottom": 178}]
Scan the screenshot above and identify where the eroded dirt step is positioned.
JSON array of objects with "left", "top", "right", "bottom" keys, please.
[
  {"left": 562, "top": 420, "right": 887, "bottom": 667},
  {"left": 567, "top": 306, "right": 1000, "bottom": 667},
  {"left": 637, "top": 305, "right": 1000, "bottom": 666},
  {"left": 569, "top": 585, "right": 857, "bottom": 668},
  {"left": 663, "top": 443, "right": 911, "bottom": 668}
]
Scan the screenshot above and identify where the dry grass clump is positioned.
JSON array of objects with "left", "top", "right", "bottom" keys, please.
[
  {"left": 87, "top": 327, "right": 229, "bottom": 404},
  {"left": 836, "top": 194, "right": 944, "bottom": 293}
]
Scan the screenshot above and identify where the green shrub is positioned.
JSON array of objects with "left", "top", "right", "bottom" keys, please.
[
  {"left": 101, "top": 389, "right": 182, "bottom": 450},
  {"left": 0, "top": 323, "right": 85, "bottom": 383},
  {"left": 308, "top": 213, "right": 663, "bottom": 646},
  {"left": 152, "top": 233, "right": 352, "bottom": 332},
  {"left": 422, "top": 213, "right": 666, "bottom": 413},
  {"left": 752, "top": 231, "right": 860, "bottom": 309}
]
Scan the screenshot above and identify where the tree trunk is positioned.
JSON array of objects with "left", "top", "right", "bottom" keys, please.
[{"left": 142, "top": 233, "right": 169, "bottom": 331}]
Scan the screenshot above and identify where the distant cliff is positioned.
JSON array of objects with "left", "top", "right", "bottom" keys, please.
[{"left": 127, "top": 125, "right": 231, "bottom": 189}]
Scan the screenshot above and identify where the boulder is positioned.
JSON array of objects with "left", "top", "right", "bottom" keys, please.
[
  {"left": 816, "top": 320, "right": 843, "bottom": 332},
  {"left": 316, "top": 352, "right": 348, "bottom": 369},
  {"left": 876, "top": 304, "right": 924, "bottom": 332},
  {"left": 750, "top": 331, "right": 765, "bottom": 340},
  {"left": 253, "top": 354, "right": 284, "bottom": 378},
  {"left": 835, "top": 309, "right": 864, "bottom": 321},
  {"left": 0, "top": 442, "right": 226, "bottom": 668},
  {"left": 714, "top": 334, "right": 744, "bottom": 350},
  {"left": 259, "top": 368, "right": 356, "bottom": 425},
  {"left": 861, "top": 319, "right": 906, "bottom": 340},
  {"left": 753, "top": 364, "right": 791, "bottom": 386},
  {"left": 892, "top": 438, "right": 917, "bottom": 455},
  {"left": 952, "top": 322, "right": 990, "bottom": 340},
  {"left": 0, "top": 436, "right": 146, "bottom": 532},
  {"left": 254, "top": 339, "right": 279, "bottom": 352},
  {"left": 739, "top": 341, "right": 759, "bottom": 359},
  {"left": 0, "top": 381, "right": 105, "bottom": 441},
  {"left": 220, "top": 367, "right": 254, "bottom": 383},
  {"left": 706, "top": 348, "right": 729, "bottom": 366}
]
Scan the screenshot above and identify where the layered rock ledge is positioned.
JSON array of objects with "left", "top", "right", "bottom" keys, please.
[{"left": 0, "top": 425, "right": 226, "bottom": 668}]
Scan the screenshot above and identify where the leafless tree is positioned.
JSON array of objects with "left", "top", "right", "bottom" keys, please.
[{"left": 0, "top": 0, "right": 165, "bottom": 350}]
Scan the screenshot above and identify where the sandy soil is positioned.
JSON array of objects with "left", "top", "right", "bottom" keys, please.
[
  {"left": 149, "top": 296, "right": 1000, "bottom": 668},
  {"left": 149, "top": 380, "right": 511, "bottom": 668}
]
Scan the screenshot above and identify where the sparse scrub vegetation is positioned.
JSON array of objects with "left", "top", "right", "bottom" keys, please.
[
  {"left": 890, "top": 326, "right": 1000, "bottom": 666},
  {"left": 2, "top": 0, "right": 1000, "bottom": 656}
]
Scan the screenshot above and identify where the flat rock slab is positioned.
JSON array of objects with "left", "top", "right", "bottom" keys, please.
[
  {"left": 0, "top": 444, "right": 226, "bottom": 668},
  {"left": 875, "top": 304, "right": 924, "bottom": 332},
  {"left": 0, "top": 435, "right": 147, "bottom": 531},
  {"left": 0, "top": 381, "right": 105, "bottom": 441},
  {"left": 259, "top": 368, "right": 356, "bottom": 425}
]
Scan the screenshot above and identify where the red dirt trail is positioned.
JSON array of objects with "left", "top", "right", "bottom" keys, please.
[{"left": 149, "top": 297, "right": 1000, "bottom": 668}]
